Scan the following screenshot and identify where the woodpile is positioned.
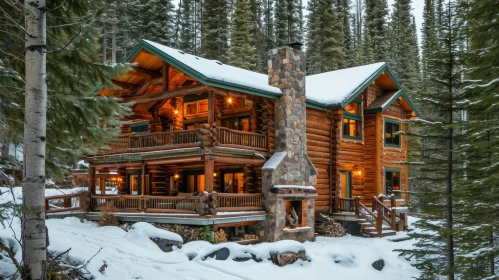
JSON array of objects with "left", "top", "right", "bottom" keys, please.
[
  {"left": 197, "top": 191, "right": 218, "bottom": 216},
  {"left": 214, "top": 229, "right": 227, "bottom": 243},
  {"left": 198, "top": 123, "right": 218, "bottom": 150},
  {"left": 316, "top": 213, "right": 346, "bottom": 237}
]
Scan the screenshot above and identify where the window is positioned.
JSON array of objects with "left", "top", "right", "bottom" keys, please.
[
  {"left": 222, "top": 117, "right": 250, "bottom": 132},
  {"left": 223, "top": 98, "right": 253, "bottom": 110},
  {"left": 185, "top": 172, "right": 205, "bottom": 193},
  {"left": 343, "top": 101, "right": 362, "bottom": 139},
  {"left": 222, "top": 172, "right": 244, "bottom": 193},
  {"left": 184, "top": 99, "right": 209, "bottom": 116},
  {"left": 385, "top": 170, "right": 401, "bottom": 199},
  {"left": 131, "top": 122, "right": 148, "bottom": 133},
  {"left": 385, "top": 120, "right": 401, "bottom": 146}
]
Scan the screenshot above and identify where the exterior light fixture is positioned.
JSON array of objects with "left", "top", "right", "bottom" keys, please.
[
  {"left": 174, "top": 173, "right": 179, "bottom": 179},
  {"left": 213, "top": 172, "right": 217, "bottom": 177},
  {"left": 227, "top": 97, "right": 232, "bottom": 104},
  {"left": 174, "top": 110, "right": 178, "bottom": 115}
]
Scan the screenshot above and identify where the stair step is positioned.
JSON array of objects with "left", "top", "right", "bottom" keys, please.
[
  {"left": 367, "top": 230, "right": 397, "bottom": 237},
  {"left": 361, "top": 224, "right": 391, "bottom": 230},
  {"left": 362, "top": 226, "right": 391, "bottom": 233}
]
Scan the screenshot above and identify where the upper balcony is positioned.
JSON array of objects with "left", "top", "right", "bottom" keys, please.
[{"left": 96, "top": 126, "right": 268, "bottom": 157}]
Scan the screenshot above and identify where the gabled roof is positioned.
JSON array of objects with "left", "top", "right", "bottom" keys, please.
[{"left": 122, "top": 40, "right": 419, "bottom": 116}]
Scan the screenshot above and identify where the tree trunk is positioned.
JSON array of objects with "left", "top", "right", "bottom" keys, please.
[
  {"left": 102, "top": 25, "right": 107, "bottom": 63},
  {"left": 112, "top": 23, "right": 117, "bottom": 64},
  {"left": 23, "top": 0, "right": 48, "bottom": 279}
]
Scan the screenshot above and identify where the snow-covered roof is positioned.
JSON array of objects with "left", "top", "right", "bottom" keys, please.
[
  {"left": 306, "top": 62, "right": 386, "bottom": 106},
  {"left": 142, "top": 40, "right": 282, "bottom": 96},
  {"left": 128, "top": 40, "right": 417, "bottom": 113}
]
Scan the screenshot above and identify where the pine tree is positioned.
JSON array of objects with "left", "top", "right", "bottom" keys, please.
[
  {"left": 228, "top": 0, "right": 258, "bottom": 70},
  {"left": 180, "top": 0, "right": 197, "bottom": 53},
  {"left": 137, "top": 0, "right": 176, "bottom": 46},
  {"left": 337, "top": 0, "right": 353, "bottom": 67},
  {"left": 201, "top": 0, "right": 230, "bottom": 61},
  {"left": 397, "top": 2, "right": 467, "bottom": 279},
  {"left": 454, "top": 0, "right": 499, "bottom": 278},
  {"left": 350, "top": 0, "right": 365, "bottom": 66},
  {"left": 275, "top": 0, "right": 304, "bottom": 46},
  {"left": 390, "top": 0, "right": 420, "bottom": 93},
  {"left": 364, "top": 0, "right": 390, "bottom": 63},
  {"left": 249, "top": 0, "right": 267, "bottom": 72},
  {"left": 306, "top": 0, "right": 346, "bottom": 74},
  {"left": 262, "top": 0, "right": 275, "bottom": 52}
]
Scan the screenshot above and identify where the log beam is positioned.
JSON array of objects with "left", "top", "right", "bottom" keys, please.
[
  {"left": 204, "top": 156, "right": 266, "bottom": 165},
  {"left": 111, "top": 79, "right": 140, "bottom": 91},
  {"left": 206, "top": 85, "right": 247, "bottom": 99},
  {"left": 88, "top": 165, "right": 96, "bottom": 195},
  {"left": 208, "top": 90, "right": 215, "bottom": 125},
  {"left": 129, "top": 66, "right": 162, "bottom": 79},
  {"left": 122, "top": 84, "right": 207, "bottom": 104},
  {"left": 205, "top": 159, "right": 215, "bottom": 192}
]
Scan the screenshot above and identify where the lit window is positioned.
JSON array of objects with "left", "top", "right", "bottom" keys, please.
[
  {"left": 385, "top": 121, "right": 400, "bottom": 146},
  {"left": 385, "top": 170, "right": 401, "bottom": 199},
  {"left": 342, "top": 101, "right": 362, "bottom": 139}
]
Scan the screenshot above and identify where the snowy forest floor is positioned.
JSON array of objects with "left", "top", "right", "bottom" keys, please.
[{"left": 0, "top": 187, "right": 420, "bottom": 279}]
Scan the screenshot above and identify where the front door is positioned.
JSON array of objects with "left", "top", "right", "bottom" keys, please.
[
  {"left": 340, "top": 171, "right": 352, "bottom": 211},
  {"left": 340, "top": 171, "right": 352, "bottom": 199},
  {"left": 128, "top": 174, "right": 141, "bottom": 195}
]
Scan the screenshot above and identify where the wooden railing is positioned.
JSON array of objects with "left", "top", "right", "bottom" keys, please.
[
  {"left": 217, "top": 127, "right": 268, "bottom": 151},
  {"left": 337, "top": 197, "right": 356, "bottom": 212},
  {"left": 372, "top": 195, "right": 395, "bottom": 230},
  {"left": 44, "top": 193, "right": 83, "bottom": 214},
  {"left": 103, "top": 129, "right": 201, "bottom": 154},
  {"left": 144, "top": 196, "right": 198, "bottom": 213},
  {"left": 92, "top": 195, "right": 143, "bottom": 211},
  {"left": 217, "top": 193, "right": 265, "bottom": 211}
]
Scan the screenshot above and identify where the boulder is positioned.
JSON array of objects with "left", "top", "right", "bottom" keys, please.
[
  {"left": 270, "top": 250, "right": 308, "bottom": 267},
  {"left": 150, "top": 237, "right": 183, "bottom": 253},
  {"left": 372, "top": 259, "right": 385, "bottom": 271},
  {"left": 203, "top": 247, "right": 230, "bottom": 261}
]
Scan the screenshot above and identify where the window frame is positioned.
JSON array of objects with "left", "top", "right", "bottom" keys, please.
[
  {"left": 384, "top": 119, "right": 401, "bottom": 148},
  {"left": 184, "top": 99, "right": 209, "bottom": 116},
  {"left": 342, "top": 101, "right": 363, "bottom": 140},
  {"left": 384, "top": 168, "right": 402, "bottom": 199}
]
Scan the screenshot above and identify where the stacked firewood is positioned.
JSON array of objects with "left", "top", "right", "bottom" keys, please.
[
  {"left": 199, "top": 123, "right": 217, "bottom": 150},
  {"left": 214, "top": 229, "right": 227, "bottom": 243},
  {"left": 316, "top": 213, "right": 346, "bottom": 237},
  {"left": 197, "top": 191, "right": 218, "bottom": 216}
]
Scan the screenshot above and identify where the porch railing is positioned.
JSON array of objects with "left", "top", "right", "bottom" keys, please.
[
  {"left": 337, "top": 197, "right": 356, "bottom": 212},
  {"left": 217, "top": 193, "right": 265, "bottom": 211},
  {"left": 44, "top": 193, "right": 83, "bottom": 214},
  {"left": 74, "top": 193, "right": 265, "bottom": 214},
  {"left": 104, "top": 129, "right": 201, "bottom": 154},
  {"left": 217, "top": 127, "right": 268, "bottom": 151}
]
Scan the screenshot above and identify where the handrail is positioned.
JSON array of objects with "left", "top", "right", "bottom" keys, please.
[
  {"left": 217, "top": 127, "right": 268, "bottom": 150},
  {"left": 44, "top": 193, "right": 83, "bottom": 214},
  {"left": 337, "top": 197, "right": 356, "bottom": 212},
  {"left": 373, "top": 195, "right": 398, "bottom": 231},
  {"left": 218, "top": 193, "right": 264, "bottom": 211},
  {"left": 356, "top": 200, "right": 378, "bottom": 234},
  {"left": 372, "top": 196, "right": 393, "bottom": 226}
]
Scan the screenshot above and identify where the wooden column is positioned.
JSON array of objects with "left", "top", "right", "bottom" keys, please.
[
  {"left": 141, "top": 162, "right": 146, "bottom": 196},
  {"left": 208, "top": 91, "right": 215, "bottom": 125},
  {"left": 88, "top": 165, "right": 96, "bottom": 195},
  {"left": 204, "top": 159, "right": 214, "bottom": 192}
]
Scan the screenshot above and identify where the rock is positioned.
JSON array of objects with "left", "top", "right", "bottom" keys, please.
[
  {"left": 372, "top": 259, "right": 385, "bottom": 271},
  {"left": 150, "top": 237, "right": 183, "bottom": 253},
  {"left": 186, "top": 252, "right": 197, "bottom": 261},
  {"left": 233, "top": 253, "right": 262, "bottom": 263},
  {"left": 270, "top": 250, "right": 308, "bottom": 267},
  {"left": 203, "top": 247, "right": 230, "bottom": 261}
]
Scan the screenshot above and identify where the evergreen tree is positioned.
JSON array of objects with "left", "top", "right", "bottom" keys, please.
[
  {"left": 201, "top": 0, "right": 230, "bottom": 61},
  {"left": 249, "top": 0, "right": 267, "bottom": 72},
  {"left": 262, "top": 0, "right": 275, "bottom": 52},
  {"left": 350, "top": 0, "right": 365, "bottom": 66},
  {"left": 397, "top": 2, "right": 467, "bottom": 279},
  {"left": 390, "top": 0, "right": 420, "bottom": 92},
  {"left": 454, "top": 0, "right": 499, "bottom": 278},
  {"left": 337, "top": 0, "right": 353, "bottom": 67},
  {"left": 275, "top": 0, "right": 304, "bottom": 45},
  {"left": 228, "top": 0, "right": 258, "bottom": 70},
  {"left": 421, "top": 0, "right": 438, "bottom": 93},
  {"left": 306, "top": 0, "right": 346, "bottom": 74},
  {"left": 137, "top": 0, "right": 176, "bottom": 46},
  {"left": 180, "top": 0, "right": 197, "bottom": 53},
  {"left": 364, "top": 0, "right": 390, "bottom": 63}
]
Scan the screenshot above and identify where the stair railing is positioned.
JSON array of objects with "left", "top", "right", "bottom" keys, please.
[
  {"left": 354, "top": 197, "right": 382, "bottom": 237},
  {"left": 372, "top": 195, "right": 397, "bottom": 231}
]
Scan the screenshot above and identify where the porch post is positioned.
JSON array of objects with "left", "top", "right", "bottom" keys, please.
[
  {"left": 208, "top": 90, "right": 215, "bottom": 125},
  {"left": 204, "top": 159, "right": 214, "bottom": 192},
  {"left": 141, "top": 162, "right": 146, "bottom": 196},
  {"left": 88, "top": 165, "right": 96, "bottom": 195}
]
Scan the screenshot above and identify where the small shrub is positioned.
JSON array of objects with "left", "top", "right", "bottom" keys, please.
[
  {"left": 98, "top": 202, "right": 119, "bottom": 226},
  {"left": 199, "top": 226, "right": 212, "bottom": 242}
]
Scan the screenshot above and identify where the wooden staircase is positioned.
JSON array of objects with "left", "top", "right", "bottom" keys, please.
[{"left": 337, "top": 195, "right": 407, "bottom": 238}]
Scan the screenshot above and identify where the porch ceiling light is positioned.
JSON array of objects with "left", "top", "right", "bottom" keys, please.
[
  {"left": 227, "top": 97, "right": 232, "bottom": 104},
  {"left": 174, "top": 110, "right": 179, "bottom": 115},
  {"left": 174, "top": 173, "right": 179, "bottom": 179}
]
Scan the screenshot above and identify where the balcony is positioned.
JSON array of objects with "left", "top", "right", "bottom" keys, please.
[{"left": 97, "top": 127, "right": 268, "bottom": 156}]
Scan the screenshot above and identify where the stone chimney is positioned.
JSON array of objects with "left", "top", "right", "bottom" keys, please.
[
  {"left": 261, "top": 45, "right": 317, "bottom": 242},
  {"left": 264, "top": 45, "right": 317, "bottom": 189}
]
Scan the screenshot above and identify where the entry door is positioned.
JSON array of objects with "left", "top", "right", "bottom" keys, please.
[
  {"left": 129, "top": 175, "right": 141, "bottom": 195},
  {"left": 340, "top": 171, "right": 352, "bottom": 198}
]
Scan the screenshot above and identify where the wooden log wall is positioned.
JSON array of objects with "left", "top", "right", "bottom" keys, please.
[
  {"left": 363, "top": 112, "right": 382, "bottom": 204},
  {"left": 214, "top": 94, "right": 223, "bottom": 127},
  {"left": 149, "top": 165, "right": 167, "bottom": 195},
  {"left": 172, "top": 96, "right": 183, "bottom": 130},
  {"left": 306, "top": 109, "right": 332, "bottom": 212},
  {"left": 117, "top": 167, "right": 126, "bottom": 194},
  {"left": 260, "top": 99, "right": 275, "bottom": 153}
]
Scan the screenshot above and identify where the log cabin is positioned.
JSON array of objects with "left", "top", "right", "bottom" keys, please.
[{"left": 49, "top": 41, "right": 419, "bottom": 241}]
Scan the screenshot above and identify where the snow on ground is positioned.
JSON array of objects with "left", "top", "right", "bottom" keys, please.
[{"left": 0, "top": 187, "right": 420, "bottom": 279}]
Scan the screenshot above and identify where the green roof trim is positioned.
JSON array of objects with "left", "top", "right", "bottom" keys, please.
[{"left": 125, "top": 40, "right": 282, "bottom": 100}]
